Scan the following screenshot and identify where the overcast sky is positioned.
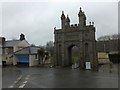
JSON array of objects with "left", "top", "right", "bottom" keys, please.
[{"left": 0, "top": 1, "right": 118, "bottom": 46}]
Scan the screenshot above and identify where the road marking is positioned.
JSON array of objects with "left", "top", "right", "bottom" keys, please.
[
  {"left": 8, "top": 75, "right": 30, "bottom": 88},
  {"left": 9, "top": 85, "right": 14, "bottom": 88},
  {"left": 14, "top": 81, "right": 17, "bottom": 84},
  {"left": 17, "top": 75, "right": 22, "bottom": 81},
  {"left": 8, "top": 75, "right": 22, "bottom": 88},
  {"left": 23, "top": 81, "right": 28, "bottom": 84},
  {"left": 18, "top": 75, "right": 30, "bottom": 88},
  {"left": 25, "top": 77, "right": 29, "bottom": 80},
  {"left": 19, "top": 83, "right": 26, "bottom": 88},
  {"left": 25, "top": 75, "right": 30, "bottom": 80}
]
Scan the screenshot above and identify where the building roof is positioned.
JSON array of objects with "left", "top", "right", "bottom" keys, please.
[
  {"left": 15, "top": 46, "right": 40, "bottom": 55},
  {"left": 4, "top": 40, "right": 21, "bottom": 47}
]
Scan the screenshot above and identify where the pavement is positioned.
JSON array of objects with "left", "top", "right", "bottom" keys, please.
[{"left": 2, "top": 64, "right": 119, "bottom": 88}]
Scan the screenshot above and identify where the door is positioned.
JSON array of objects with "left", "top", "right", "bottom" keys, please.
[{"left": 17, "top": 56, "right": 29, "bottom": 64}]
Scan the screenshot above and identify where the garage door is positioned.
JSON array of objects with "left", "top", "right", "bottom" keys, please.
[{"left": 17, "top": 57, "right": 29, "bottom": 64}]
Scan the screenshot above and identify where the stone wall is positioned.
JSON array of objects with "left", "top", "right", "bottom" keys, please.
[
  {"left": 98, "top": 52, "right": 110, "bottom": 64},
  {"left": 29, "top": 55, "right": 38, "bottom": 66},
  {"left": 0, "top": 37, "right": 4, "bottom": 65},
  {"left": 96, "top": 40, "right": 118, "bottom": 52}
]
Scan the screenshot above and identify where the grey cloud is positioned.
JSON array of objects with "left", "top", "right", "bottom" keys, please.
[{"left": 2, "top": 2, "right": 118, "bottom": 45}]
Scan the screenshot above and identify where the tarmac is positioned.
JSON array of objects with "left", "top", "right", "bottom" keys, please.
[{"left": 2, "top": 64, "right": 119, "bottom": 88}]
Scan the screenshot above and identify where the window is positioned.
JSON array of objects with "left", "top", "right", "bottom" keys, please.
[{"left": 35, "top": 54, "right": 38, "bottom": 59}]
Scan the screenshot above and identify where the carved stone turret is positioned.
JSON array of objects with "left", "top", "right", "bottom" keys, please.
[
  {"left": 61, "top": 11, "right": 66, "bottom": 29},
  {"left": 65, "top": 15, "right": 70, "bottom": 27},
  {"left": 78, "top": 7, "right": 86, "bottom": 29}
]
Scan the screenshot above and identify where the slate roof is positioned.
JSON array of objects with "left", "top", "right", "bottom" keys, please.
[
  {"left": 15, "top": 46, "right": 40, "bottom": 55},
  {"left": 4, "top": 40, "right": 21, "bottom": 47}
]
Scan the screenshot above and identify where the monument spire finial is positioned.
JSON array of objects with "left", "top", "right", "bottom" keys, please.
[
  {"left": 80, "top": 7, "right": 81, "bottom": 10},
  {"left": 67, "top": 14, "right": 69, "bottom": 17},
  {"left": 66, "top": 14, "right": 70, "bottom": 22},
  {"left": 80, "top": 7, "right": 82, "bottom": 12},
  {"left": 62, "top": 11, "right": 64, "bottom": 14}
]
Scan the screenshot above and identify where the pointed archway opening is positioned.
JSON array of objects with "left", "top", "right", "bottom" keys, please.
[{"left": 68, "top": 45, "right": 80, "bottom": 68}]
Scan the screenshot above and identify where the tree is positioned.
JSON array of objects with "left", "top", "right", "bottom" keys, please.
[
  {"left": 31, "top": 44, "right": 35, "bottom": 46},
  {"left": 44, "top": 51, "right": 49, "bottom": 58},
  {"left": 97, "top": 34, "right": 119, "bottom": 41},
  {"left": 45, "top": 41, "right": 54, "bottom": 56},
  {"left": 37, "top": 48, "right": 45, "bottom": 64},
  {"left": 43, "top": 51, "right": 49, "bottom": 64}
]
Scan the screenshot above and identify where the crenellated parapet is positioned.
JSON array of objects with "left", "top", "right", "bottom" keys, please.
[{"left": 58, "top": 7, "right": 95, "bottom": 31}]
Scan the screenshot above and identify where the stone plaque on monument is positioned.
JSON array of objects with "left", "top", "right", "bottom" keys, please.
[{"left": 85, "top": 62, "right": 91, "bottom": 69}]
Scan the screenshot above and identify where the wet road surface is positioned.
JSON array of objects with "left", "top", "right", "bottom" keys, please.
[
  {"left": 2, "top": 64, "right": 119, "bottom": 88},
  {"left": 0, "top": 66, "right": 2, "bottom": 89}
]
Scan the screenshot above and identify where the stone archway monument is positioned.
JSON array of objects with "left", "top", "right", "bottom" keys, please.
[{"left": 54, "top": 8, "right": 98, "bottom": 70}]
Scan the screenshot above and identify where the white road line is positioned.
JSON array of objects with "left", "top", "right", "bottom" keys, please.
[
  {"left": 8, "top": 85, "right": 14, "bottom": 88},
  {"left": 25, "top": 77, "right": 29, "bottom": 80},
  {"left": 25, "top": 75, "right": 30, "bottom": 80},
  {"left": 19, "top": 83, "right": 26, "bottom": 88},
  {"left": 14, "top": 81, "right": 18, "bottom": 84},
  {"left": 8, "top": 75, "right": 22, "bottom": 88},
  {"left": 17, "top": 75, "right": 22, "bottom": 81},
  {"left": 23, "top": 81, "right": 28, "bottom": 84},
  {"left": 18, "top": 75, "right": 30, "bottom": 88},
  {"left": 9, "top": 75, "right": 29, "bottom": 88}
]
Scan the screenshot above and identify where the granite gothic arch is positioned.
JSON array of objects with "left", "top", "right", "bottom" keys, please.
[{"left": 54, "top": 8, "right": 98, "bottom": 69}]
